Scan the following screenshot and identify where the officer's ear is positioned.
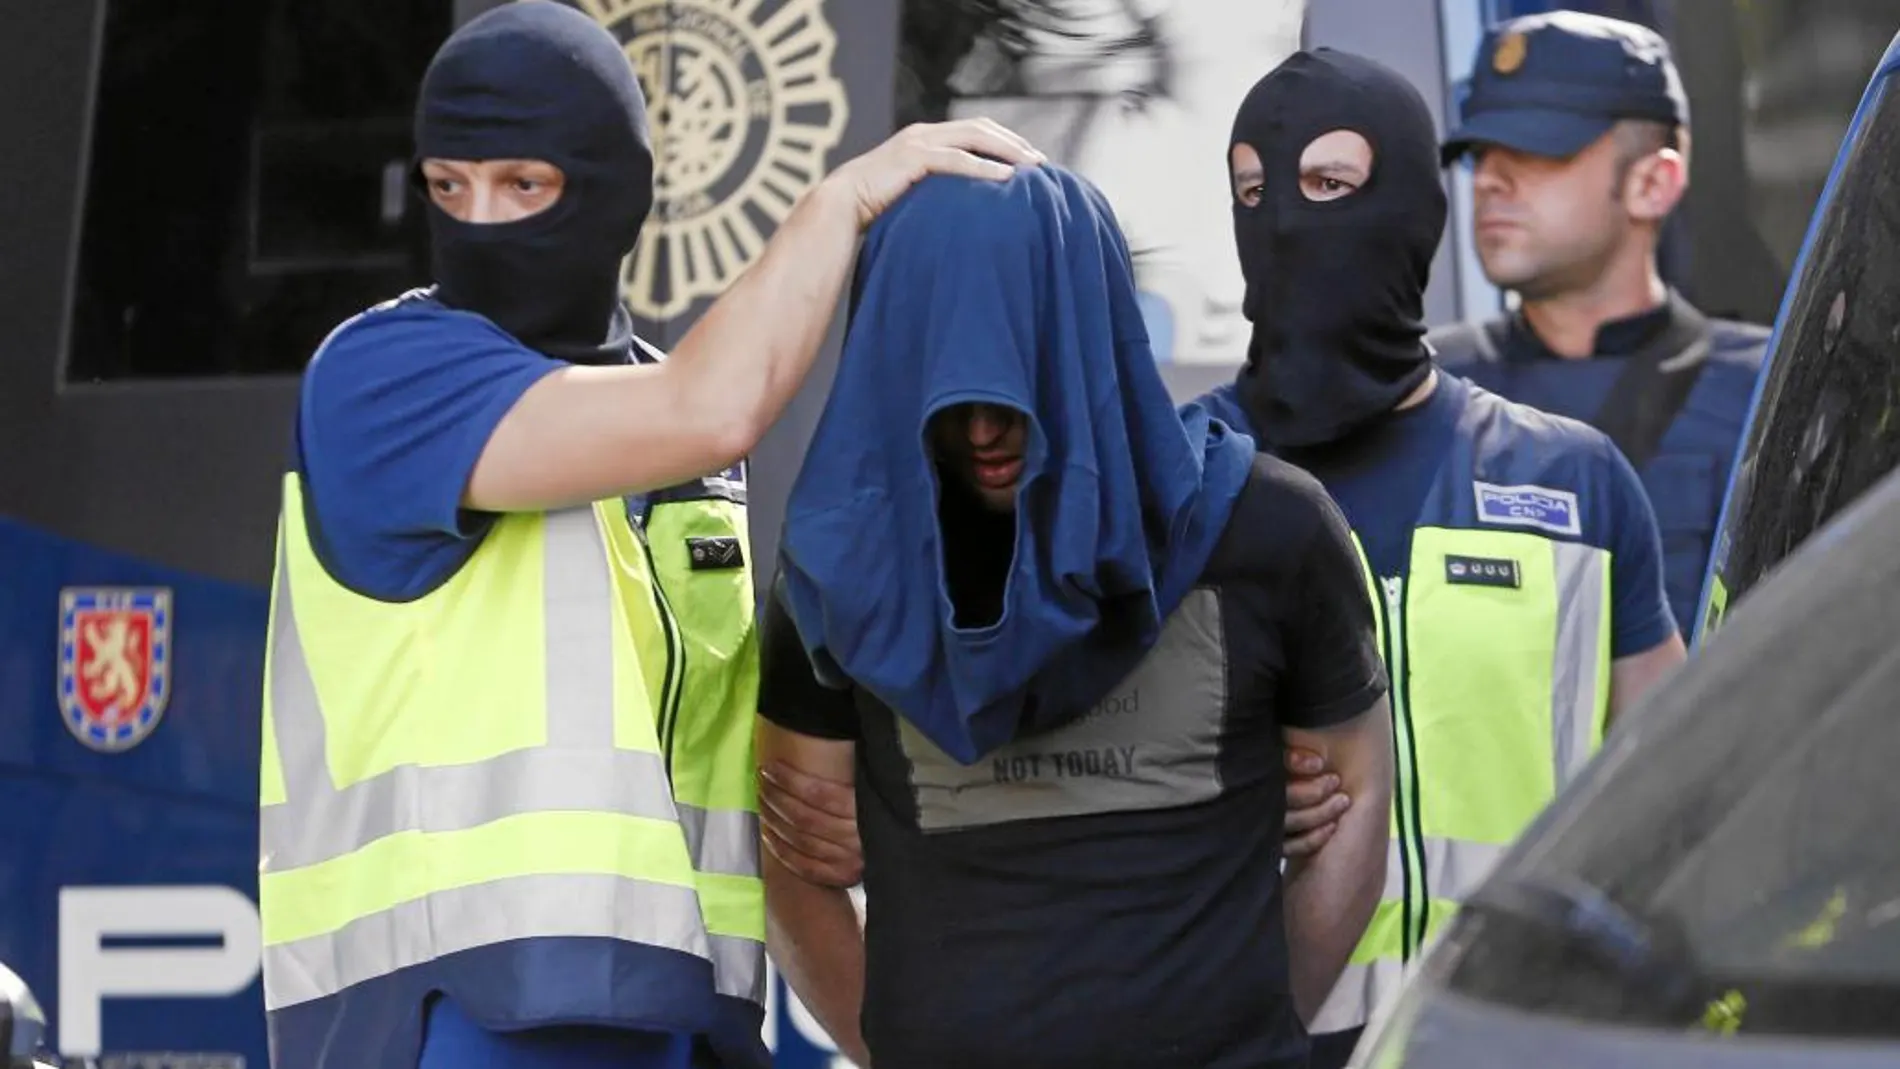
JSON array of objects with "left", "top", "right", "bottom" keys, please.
[{"left": 1614, "top": 121, "right": 1689, "bottom": 225}]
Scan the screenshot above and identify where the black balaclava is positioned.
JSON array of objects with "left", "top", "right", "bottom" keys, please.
[
  {"left": 1230, "top": 49, "right": 1447, "bottom": 448},
  {"left": 414, "top": 0, "right": 654, "bottom": 363}
]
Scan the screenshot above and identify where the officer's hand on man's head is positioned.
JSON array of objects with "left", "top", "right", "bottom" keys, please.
[
  {"left": 760, "top": 760, "right": 864, "bottom": 888},
  {"left": 1283, "top": 747, "right": 1350, "bottom": 859},
  {"left": 826, "top": 118, "right": 1047, "bottom": 231}
]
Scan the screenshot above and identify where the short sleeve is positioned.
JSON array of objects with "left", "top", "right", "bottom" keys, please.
[
  {"left": 1283, "top": 490, "right": 1390, "bottom": 730},
  {"left": 759, "top": 583, "right": 861, "bottom": 741},
  {"left": 1599, "top": 440, "right": 1680, "bottom": 658},
  {"left": 298, "top": 303, "right": 562, "bottom": 600}
]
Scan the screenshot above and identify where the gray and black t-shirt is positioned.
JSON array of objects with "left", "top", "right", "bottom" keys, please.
[{"left": 760, "top": 453, "right": 1387, "bottom": 1069}]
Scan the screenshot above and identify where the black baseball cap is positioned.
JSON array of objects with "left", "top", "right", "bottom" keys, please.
[{"left": 1442, "top": 10, "right": 1688, "bottom": 166}]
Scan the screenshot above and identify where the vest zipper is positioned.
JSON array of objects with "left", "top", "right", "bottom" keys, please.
[
  {"left": 630, "top": 513, "right": 686, "bottom": 766},
  {"left": 1380, "top": 575, "right": 1429, "bottom": 961}
]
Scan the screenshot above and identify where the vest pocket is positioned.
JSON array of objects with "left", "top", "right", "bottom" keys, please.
[
  {"left": 1403, "top": 527, "right": 1568, "bottom": 846},
  {"left": 644, "top": 499, "right": 760, "bottom": 816},
  {"left": 646, "top": 500, "right": 756, "bottom": 660}
]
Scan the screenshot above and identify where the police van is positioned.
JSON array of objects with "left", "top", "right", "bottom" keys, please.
[
  {"left": 1353, "top": 22, "right": 1900, "bottom": 1069},
  {"left": 3, "top": 0, "right": 1897, "bottom": 1066}
]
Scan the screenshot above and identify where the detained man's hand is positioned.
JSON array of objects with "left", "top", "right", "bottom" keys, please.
[
  {"left": 760, "top": 759, "right": 865, "bottom": 888},
  {"left": 1284, "top": 746, "right": 1351, "bottom": 859},
  {"left": 825, "top": 119, "right": 1046, "bottom": 230}
]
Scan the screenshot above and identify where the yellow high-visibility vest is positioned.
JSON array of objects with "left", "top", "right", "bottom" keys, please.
[
  {"left": 258, "top": 471, "right": 763, "bottom": 1069},
  {"left": 1313, "top": 387, "right": 1614, "bottom": 1039}
]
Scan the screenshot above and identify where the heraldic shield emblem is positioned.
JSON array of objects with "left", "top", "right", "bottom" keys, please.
[{"left": 58, "top": 586, "right": 172, "bottom": 752}]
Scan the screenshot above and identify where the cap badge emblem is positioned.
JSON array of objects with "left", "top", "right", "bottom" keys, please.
[{"left": 1494, "top": 31, "right": 1528, "bottom": 74}]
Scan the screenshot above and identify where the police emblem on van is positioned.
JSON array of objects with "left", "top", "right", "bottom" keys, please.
[
  {"left": 1473, "top": 481, "right": 1581, "bottom": 536},
  {"left": 58, "top": 587, "right": 172, "bottom": 753},
  {"left": 593, "top": 0, "right": 849, "bottom": 320}
]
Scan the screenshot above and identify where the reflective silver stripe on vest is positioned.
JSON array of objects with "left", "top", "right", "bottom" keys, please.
[
  {"left": 1379, "top": 837, "right": 1403, "bottom": 900},
  {"left": 895, "top": 588, "right": 1228, "bottom": 832},
  {"left": 261, "top": 748, "right": 676, "bottom": 872},
  {"left": 1376, "top": 837, "right": 1505, "bottom": 903},
  {"left": 262, "top": 507, "right": 761, "bottom": 1009},
  {"left": 1549, "top": 541, "right": 1608, "bottom": 788},
  {"left": 1311, "top": 957, "right": 1406, "bottom": 1036},
  {"left": 678, "top": 804, "right": 761, "bottom": 878},
  {"left": 1423, "top": 836, "right": 1505, "bottom": 903},
  {"left": 263, "top": 873, "right": 764, "bottom": 1008},
  {"left": 710, "top": 933, "right": 766, "bottom": 1004},
  {"left": 260, "top": 768, "right": 761, "bottom": 879}
]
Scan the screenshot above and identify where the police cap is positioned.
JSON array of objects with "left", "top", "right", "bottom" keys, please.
[{"left": 1441, "top": 10, "right": 1688, "bottom": 166}]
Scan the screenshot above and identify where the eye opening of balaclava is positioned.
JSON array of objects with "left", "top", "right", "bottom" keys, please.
[
  {"left": 1229, "top": 48, "right": 1447, "bottom": 449},
  {"left": 1232, "top": 127, "right": 1378, "bottom": 213},
  {"left": 412, "top": 0, "right": 655, "bottom": 363}
]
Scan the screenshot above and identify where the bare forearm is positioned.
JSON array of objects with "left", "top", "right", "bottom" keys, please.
[
  {"left": 766, "top": 859, "right": 870, "bottom": 1065},
  {"left": 665, "top": 178, "right": 862, "bottom": 460},
  {"left": 1283, "top": 784, "right": 1388, "bottom": 1024}
]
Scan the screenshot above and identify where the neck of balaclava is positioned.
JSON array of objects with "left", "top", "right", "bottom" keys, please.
[
  {"left": 541, "top": 266, "right": 625, "bottom": 351},
  {"left": 533, "top": 292, "right": 636, "bottom": 365},
  {"left": 1238, "top": 309, "right": 1431, "bottom": 449},
  {"left": 421, "top": 186, "right": 642, "bottom": 366},
  {"left": 429, "top": 220, "right": 632, "bottom": 364},
  {"left": 453, "top": 259, "right": 623, "bottom": 354}
]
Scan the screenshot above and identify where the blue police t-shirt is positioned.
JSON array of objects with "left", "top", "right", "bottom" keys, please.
[
  {"left": 1205, "top": 373, "right": 1675, "bottom": 659},
  {"left": 296, "top": 292, "right": 567, "bottom": 600}
]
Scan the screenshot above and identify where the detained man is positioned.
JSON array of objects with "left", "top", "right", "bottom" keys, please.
[{"left": 758, "top": 164, "right": 1393, "bottom": 1069}]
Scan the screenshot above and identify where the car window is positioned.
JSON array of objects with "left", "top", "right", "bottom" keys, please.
[{"left": 1701, "top": 75, "right": 1900, "bottom": 636}]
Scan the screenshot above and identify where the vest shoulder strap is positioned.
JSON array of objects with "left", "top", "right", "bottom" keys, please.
[
  {"left": 1592, "top": 324, "right": 1711, "bottom": 471},
  {"left": 1420, "top": 381, "right": 1607, "bottom": 534}
]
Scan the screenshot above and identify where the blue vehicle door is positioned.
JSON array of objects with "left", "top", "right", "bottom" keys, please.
[{"left": 1697, "top": 30, "right": 1900, "bottom": 642}]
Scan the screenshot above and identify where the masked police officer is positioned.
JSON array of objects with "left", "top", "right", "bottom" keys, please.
[{"left": 1428, "top": 10, "right": 1768, "bottom": 633}]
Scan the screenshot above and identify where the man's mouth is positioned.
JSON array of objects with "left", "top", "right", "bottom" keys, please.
[{"left": 971, "top": 455, "right": 1023, "bottom": 489}]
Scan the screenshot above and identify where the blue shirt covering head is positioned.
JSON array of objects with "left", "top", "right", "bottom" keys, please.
[{"left": 776, "top": 164, "right": 1256, "bottom": 765}]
